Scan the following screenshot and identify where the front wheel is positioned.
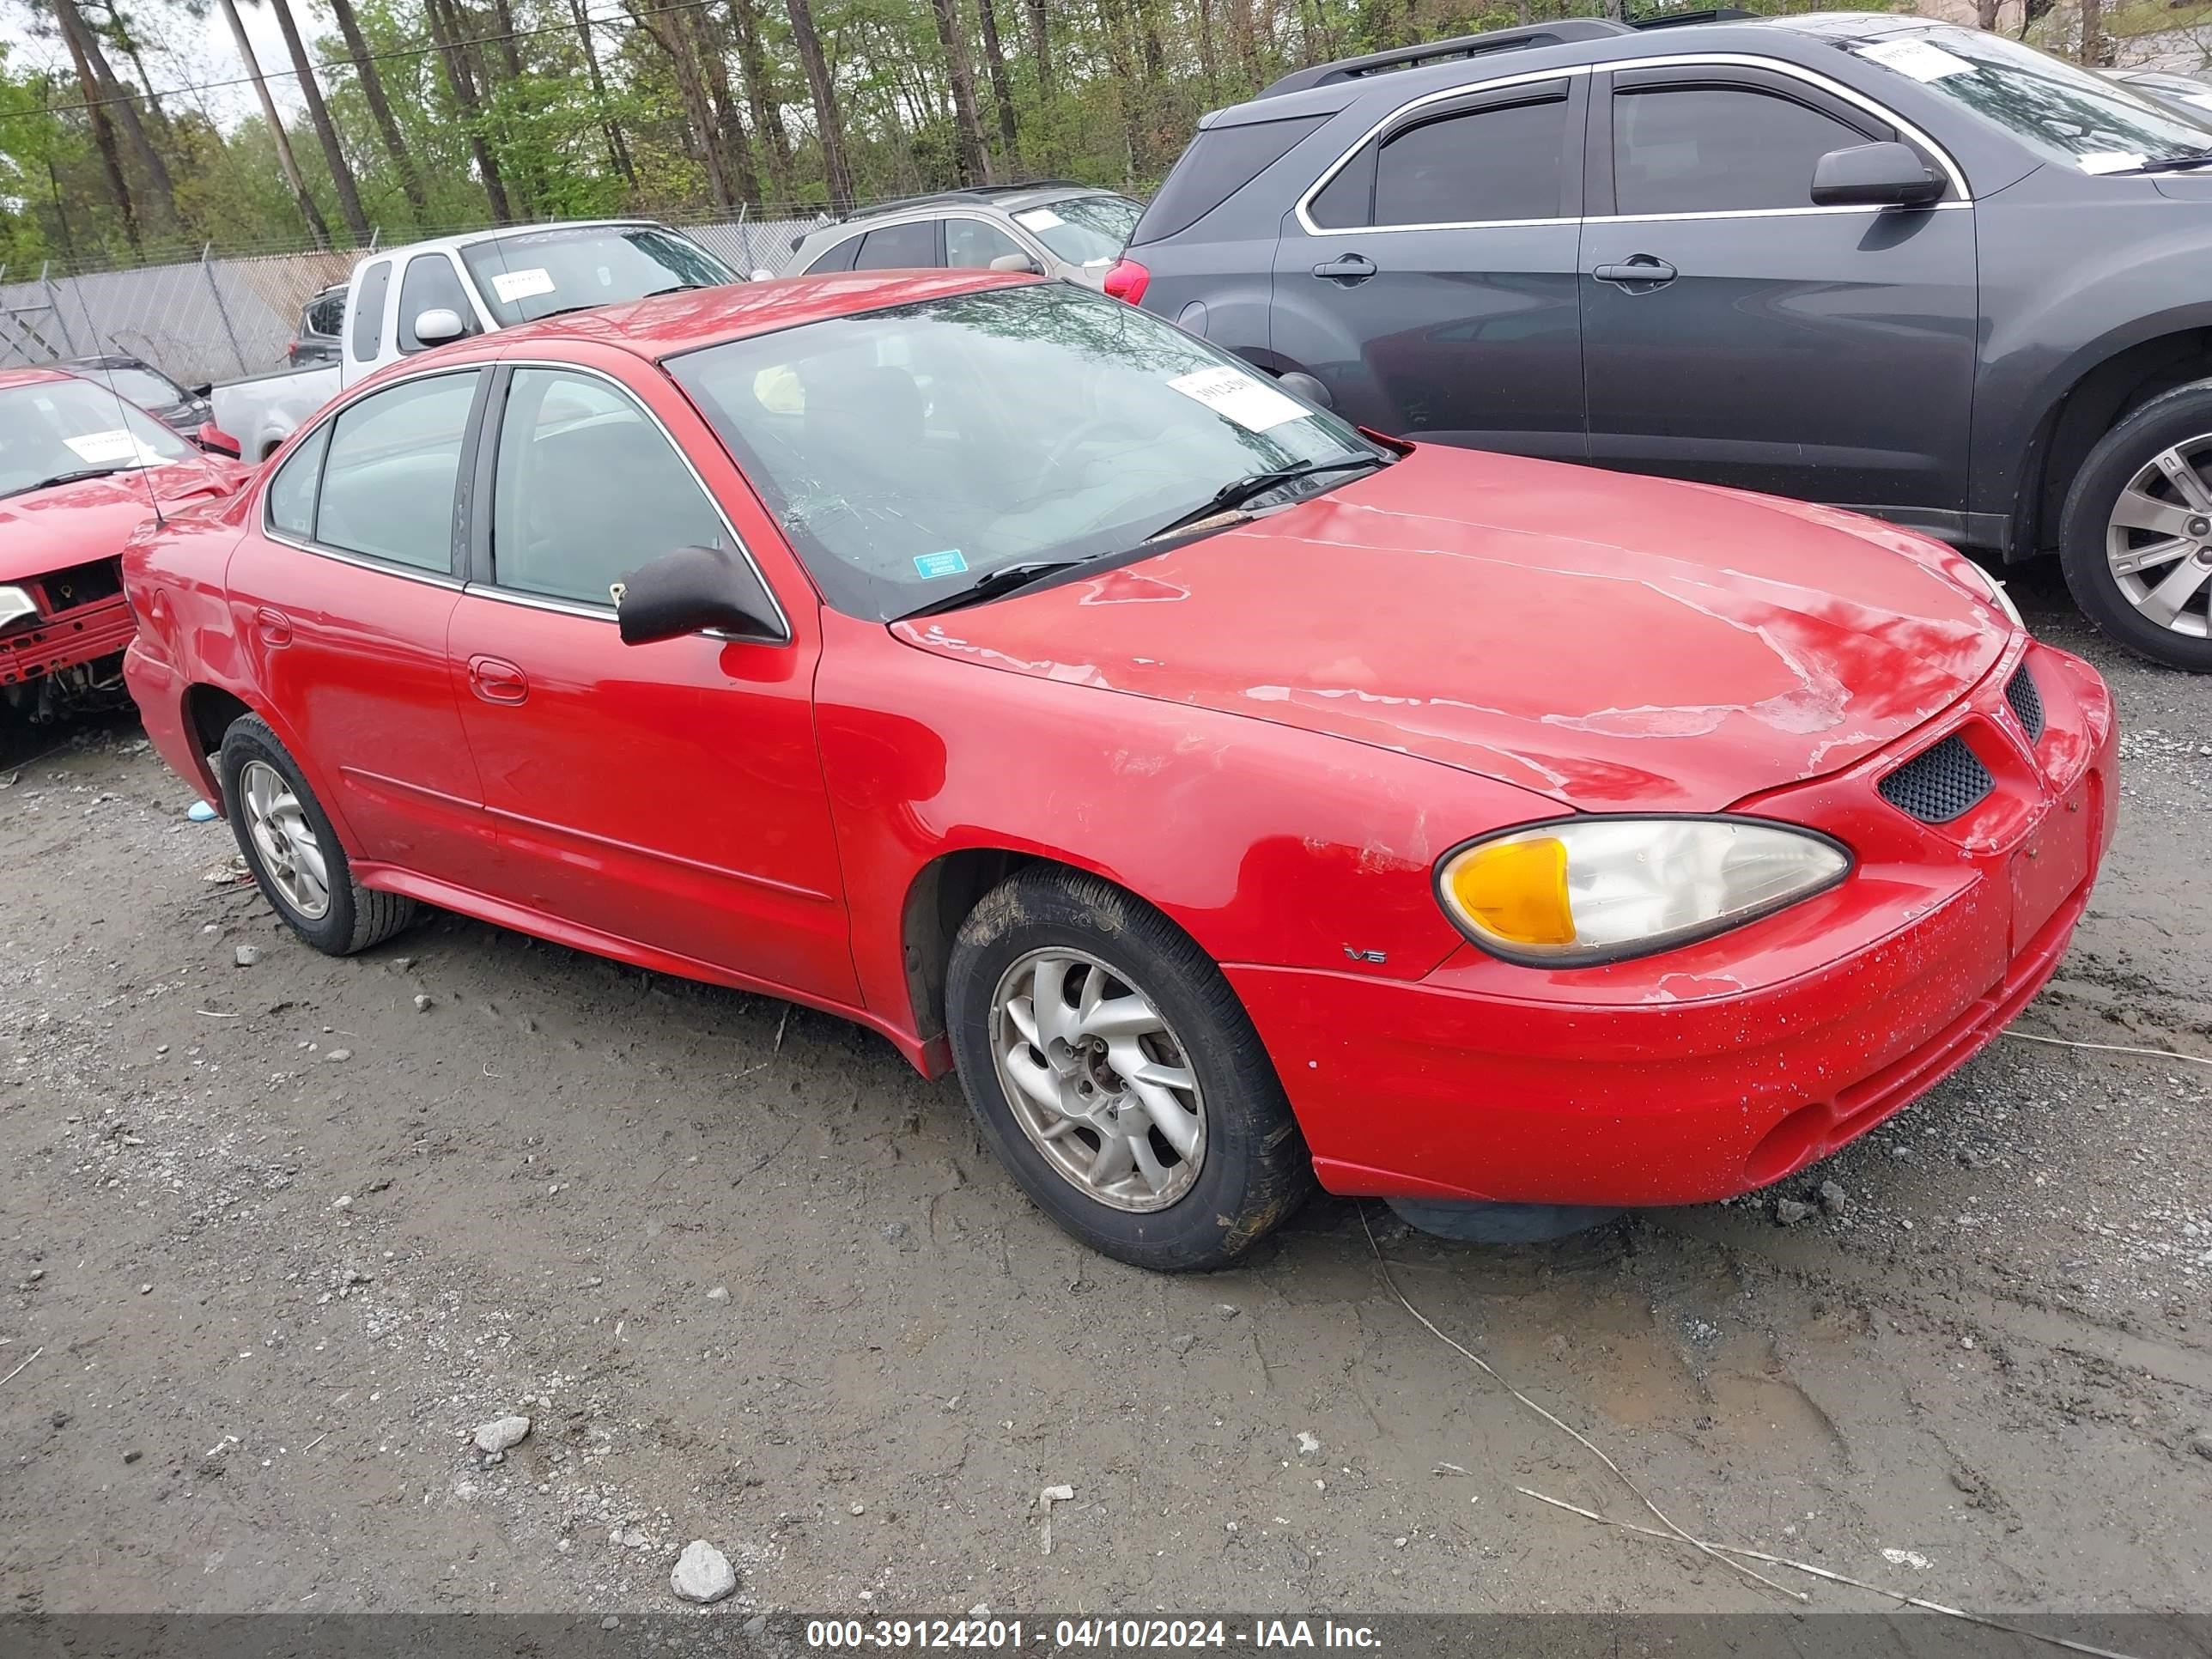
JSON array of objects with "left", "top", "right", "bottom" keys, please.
[
  {"left": 2059, "top": 381, "right": 2212, "bottom": 672},
  {"left": 945, "top": 866, "right": 1314, "bottom": 1272}
]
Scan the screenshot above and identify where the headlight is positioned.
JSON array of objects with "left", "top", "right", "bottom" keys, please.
[
  {"left": 1956, "top": 558, "right": 2024, "bottom": 631},
  {"left": 1436, "top": 817, "right": 1851, "bottom": 965},
  {"left": 0, "top": 584, "right": 35, "bottom": 632}
]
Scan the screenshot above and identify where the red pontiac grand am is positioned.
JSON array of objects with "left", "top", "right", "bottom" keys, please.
[
  {"left": 3, "top": 367, "right": 246, "bottom": 728},
  {"left": 120, "top": 273, "right": 2117, "bottom": 1270}
]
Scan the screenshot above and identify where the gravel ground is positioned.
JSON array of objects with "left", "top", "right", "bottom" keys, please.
[{"left": 1, "top": 564, "right": 2208, "bottom": 1619}]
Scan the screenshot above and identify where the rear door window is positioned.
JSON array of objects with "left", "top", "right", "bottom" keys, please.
[
  {"left": 349, "top": 261, "right": 392, "bottom": 363},
  {"left": 1370, "top": 90, "right": 1572, "bottom": 226},
  {"left": 854, "top": 220, "right": 941, "bottom": 269},
  {"left": 313, "top": 371, "right": 481, "bottom": 573}
]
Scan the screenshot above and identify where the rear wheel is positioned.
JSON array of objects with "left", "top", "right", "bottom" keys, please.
[
  {"left": 218, "top": 715, "right": 414, "bottom": 955},
  {"left": 945, "top": 866, "right": 1313, "bottom": 1272},
  {"left": 2060, "top": 381, "right": 2212, "bottom": 671}
]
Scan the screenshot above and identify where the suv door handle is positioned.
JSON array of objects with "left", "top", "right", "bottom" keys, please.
[
  {"left": 1593, "top": 256, "right": 1677, "bottom": 289},
  {"left": 468, "top": 654, "right": 529, "bottom": 705},
  {"left": 1313, "top": 253, "right": 1377, "bottom": 284},
  {"left": 253, "top": 606, "right": 292, "bottom": 647}
]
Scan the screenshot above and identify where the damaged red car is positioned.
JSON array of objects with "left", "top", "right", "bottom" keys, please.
[
  {"left": 3, "top": 367, "right": 247, "bottom": 729},
  {"left": 119, "top": 274, "right": 2117, "bottom": 1269}
]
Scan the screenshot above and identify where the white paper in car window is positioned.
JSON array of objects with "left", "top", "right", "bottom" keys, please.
[
  {"left": 1168, "top": 366, "right": 1309, "bottom": 432},
  {"left": 1012, "top": 207, "right": 1065, "bottom": 231},
  {"left": 63, "top": 428, "right": 167, "bottom": 466},
  {"left": 490, "top": 267, "right": 557, "bottom": 303},
  {"left": 1855, "top": 38, "right": 1975, "bottom": 82},
  {"left": 2077, "top": 150, "right": 2148, "bottom": 174}
]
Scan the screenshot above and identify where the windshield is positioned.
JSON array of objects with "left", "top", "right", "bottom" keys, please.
[
  {"left": 78, "top": 366, "right": 183, "bottom": 410},
  {"left": 0, "top": 379, "right": 194, "bottom": 498},
  {"left": 1008, "top": 195, "right": 1145, "bottom": 268},
  {"left": 461, "top": 225, "right": 738, "bottom": 325},
  {"left": 665, "top": 283, "right": 1380, "bottom": 620},
  {"left": 1846, "top": 26, "right": 2212, "bottom": 172}
]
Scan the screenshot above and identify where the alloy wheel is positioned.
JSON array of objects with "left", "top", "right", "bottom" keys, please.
[
  {"left": 2104, "top": 438, "right": 2212, "bottom": 640},
  {"left": 988, "top": 947, "right": 1206, "bottom": 1212},
  {"left": 240, "top": 759, "right": 331, "bottom": 921}
]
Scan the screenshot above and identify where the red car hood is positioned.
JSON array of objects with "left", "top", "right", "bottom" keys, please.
[
  {"left": 894, "top": 446, "right": 2011, "bottom": 813},
  {"left": 0, "top": 454, "right": 249, "bottom": 582}
]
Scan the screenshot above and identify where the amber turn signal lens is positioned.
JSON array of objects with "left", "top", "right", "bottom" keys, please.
[{"left": 1443, "top": 836, "right": 1573, "bottom": 946}]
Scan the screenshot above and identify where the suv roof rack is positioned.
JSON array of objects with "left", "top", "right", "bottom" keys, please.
[
  {"left": 1628, "top": 7, "right": 1757, "bottom": 28},
  {"left": 825, "top": 179, "right": 1091, "bottom": 224},
  {"left": 1258, "top": 19, "right": 1627, "bottom": 97}
]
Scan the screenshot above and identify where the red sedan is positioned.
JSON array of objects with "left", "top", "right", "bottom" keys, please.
[
  {"left": 120, "top": 272, "right": 2116, "bottom": 1270},
  {"left": 3, "top": 367, "right": 246, "bottom": 727}
]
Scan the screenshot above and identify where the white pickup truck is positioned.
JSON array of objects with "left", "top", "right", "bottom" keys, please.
[{"left": 207, "top": 220, "right": 740, "bottom": 459}]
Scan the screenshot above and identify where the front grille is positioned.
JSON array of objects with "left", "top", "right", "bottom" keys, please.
[
  {"left": 1879, "top": 734, "right": 1994, "bottom": 823},
  {"left": 2005, "top": 664, "right": 2045, "bottom": 743}
]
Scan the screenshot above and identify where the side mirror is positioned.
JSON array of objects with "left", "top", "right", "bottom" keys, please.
[
  {"left": 617, "top": 544, "right": 782, "bottom": 647},
  {"left": 1276, "top": 370, "right": 1333, "bottom": 410},
  {"left": 187, "top": 381, "right": 213, "bottom": 401},
  {"left": 989, "top": 252, "right": 1044, "bottom": 275},
  {"left": 195, "top": 421, "right": 242, "bottom": 459},
  {"left": 412, "top": 307, "right": 466, "bottom": 345},
  {"left": 749, "top": 268, "right": 777, "bottom": 282},
  {"left": 1810, "top": 142, "right": 1943, "bottom": 209}
]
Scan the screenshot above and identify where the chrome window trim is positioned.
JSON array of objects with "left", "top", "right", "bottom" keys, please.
[
  {"left": 1293, "top": 52, "right": 1972, "bottom": 236},
  {"left": 259, "top": 365, "right": 482, "bottom": 582},
  {"left": 482, "top": 356, "right": 794, "bottom": 647}
]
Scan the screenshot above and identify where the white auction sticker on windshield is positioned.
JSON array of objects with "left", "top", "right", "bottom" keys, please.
[
  {"left": 2077, "top": 150, "right": 2148, "bottom": 174},
  {"left": 491, "top": 267, "right": 557, "bottom": 303},
  {"left": 63, "top": 428, "right": 166, "bottom": 466},
  {"left": 1856, "top": 37, "right": 1974, "bottom": 82},
  {"left": 1012, "top": 207, "right": 1065, "bottom": 231},
  {"left": 1168, "top": 366, "right": 1309, "bottom": 432}
]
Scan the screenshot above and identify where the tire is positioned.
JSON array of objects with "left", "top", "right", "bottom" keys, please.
[
  {"left": 217, "top": 714, "right": 414, "bottom": 956},
  {"left": 2059, "top": 380, "right": 2212, "bottom": 672},
  {"left": 945, "top": 866, "right": 1314, "bottom": 1272}
]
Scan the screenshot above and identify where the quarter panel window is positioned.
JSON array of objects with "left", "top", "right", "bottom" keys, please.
[
  {"left": 266, "top": 422, "right": 330, "bottom": 539},
  {"left": 397, "top": 254, "right": 473, "bottom": 353},
  {"left": 315, "top": 372, "right": 478, "bottom": 573},
  {"left": 1370, "top": 95, "right": 1571, "bottom": 227},
  {"left": 490, "top": 368, "right": 731, "bottom": 608},
  {"left": 854, "top": 220, "right": 940, "bottom": 269},
  {"left": 805, "top": 235, "right": 863, "bottom": 274},
  {"left": 1613, "top": 87, "right": 1866, "bottom": 215},
  {"left": 350, "top": 261, "right": 391, "bottom": 362}
]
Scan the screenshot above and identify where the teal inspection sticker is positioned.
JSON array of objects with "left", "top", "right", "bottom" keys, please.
[{"left": 914, "top": 550, "right": 969, "bottom": 578}]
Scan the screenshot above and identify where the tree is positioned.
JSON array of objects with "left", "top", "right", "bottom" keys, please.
[
  {"left": 50, "top": 0, "right": 179, "bottom": 241},
  {"left": 975, "top": 0, "right": 1019, "bottom": 169},
  {"left": 258, "top": 0, "right": 372, "bottom": 242},
  {"left": 422, "top": 0, "right": 514, "bottom": 221},
  {"left": 212, "top": 0, "right": 330, "bottom": 246},
  {"left": 784, "top": 0, "right": 855, "bottom": 205},
  {"left": 927, "top": 0, "right": 991, "bottom": 183},
  {"left": 326, "top": 0, "right": 430, "bottom": 215}
]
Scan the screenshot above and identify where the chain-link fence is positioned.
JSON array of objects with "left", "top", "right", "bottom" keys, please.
[{"left": 0, "top": 211, "right": 832, "bottom": 389}]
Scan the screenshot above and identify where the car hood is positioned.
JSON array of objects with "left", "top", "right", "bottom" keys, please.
[
  {"left": 0, "top": 454, "right": 249, "bottom": 583},
  {"left": 892, "top": 446, "right": 2010, "bottom": 813}
]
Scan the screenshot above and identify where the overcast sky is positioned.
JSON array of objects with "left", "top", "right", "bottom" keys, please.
[{"left": 3, "top": 0, "right": 311, "bottom": 134}]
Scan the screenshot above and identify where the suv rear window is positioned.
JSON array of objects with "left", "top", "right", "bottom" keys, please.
[{"left": 1131, "top": 113, "right": 1328, "bottom": 244}]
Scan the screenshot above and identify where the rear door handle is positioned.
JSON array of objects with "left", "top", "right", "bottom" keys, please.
[
  {"left": 253, "top": 606, "right": 292, "bottom": 647},
  {"left": 1313, "top": 253, "right": 1377, "bottom": 284},
  {"left": 1592, "top": 256, "right": 1677, "bottom": 289},
  {"left": 468, "top": 654, "right": 529, "bottom": 705}
]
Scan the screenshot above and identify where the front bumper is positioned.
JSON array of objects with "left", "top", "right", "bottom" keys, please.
[
  {"left": 1228, "top": 638, "right": 2118, "bottom": 1208},
  {"left": 1, "top": 592, "right": 135, "bottom": 690}
]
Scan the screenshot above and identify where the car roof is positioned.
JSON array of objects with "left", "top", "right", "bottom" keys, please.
[
  {"left": 483, "top": 268, "right": 1037, "bottom": 362},
  {"left": 798, "top": 183, "right": 1125, "bottom": 240},
  {"left": 361, "top": 219, "right": 694, "bottom": 265},
  {"left": 0, "top": 367, "right": 76, "bottom": 392}
]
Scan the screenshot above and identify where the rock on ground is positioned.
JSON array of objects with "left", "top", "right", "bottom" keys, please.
[
  {"left": 672, "top": 1540, "right": 737, "bottom": 1604},
  {"left": 471, "top": 1414, "right": 531, "bottom": 1455}
]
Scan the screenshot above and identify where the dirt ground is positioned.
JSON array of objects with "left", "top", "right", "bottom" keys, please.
[{"left": 2, "top": 563, "right": 2208, "bottom": 1620}]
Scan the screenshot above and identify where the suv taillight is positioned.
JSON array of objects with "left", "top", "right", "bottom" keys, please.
[{"left": 1103, "top": 258, "right": 1151, "bottom": 306}]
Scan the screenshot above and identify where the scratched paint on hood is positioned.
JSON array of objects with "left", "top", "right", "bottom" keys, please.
[{"left": 891, "top": 445, "right": 2008, "bottom": 814}]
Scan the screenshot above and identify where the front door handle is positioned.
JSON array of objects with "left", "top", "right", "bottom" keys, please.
[
  {"left": 1313, "top": 253, "right": 1377, "bottom": 284},
  {"left": 468, "top": 654, "right": 529, "bottom": 705},
  {"left": 253, "top": 606, "right": 292, "bottom": 647},
  {"left": 1592, "top": 255, "right": 1677, "bottom": 289}
]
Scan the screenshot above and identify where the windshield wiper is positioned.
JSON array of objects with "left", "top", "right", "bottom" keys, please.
[
  {"left": 1144, "top": 455, "right": 1386, "bottom": 542},
  {"left": 898, "top": 559, "right": 1086, "bottom": 620},
  {"left": 642, "top": 283, "right": 710, "bottom": 297},
  {"left": 4, "top": 465, "right": 132, "bottom": 499},
  {"left": 2123, "top": 146, "right": 2212, "bottom": 173}
]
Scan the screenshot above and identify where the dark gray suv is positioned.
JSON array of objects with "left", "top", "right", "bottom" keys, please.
[{"left": 1113, "top": 10, "right": 2212, "bottom": 670}]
